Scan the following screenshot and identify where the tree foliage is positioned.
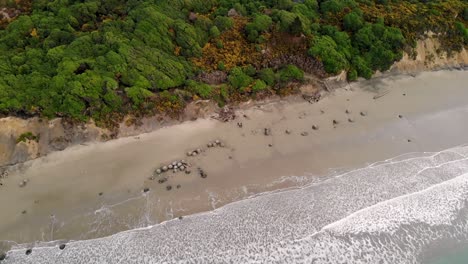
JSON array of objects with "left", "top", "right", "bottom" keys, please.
[{"left": 0, "top": 0, "right": 466, "bottom": 122}]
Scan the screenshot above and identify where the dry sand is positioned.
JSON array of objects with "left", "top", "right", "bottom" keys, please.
[{"left": 0, "top": 69, "right": 467, "bottom": 251}]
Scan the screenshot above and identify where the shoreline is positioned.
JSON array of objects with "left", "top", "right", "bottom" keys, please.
[
  {"left": 1, "top": 69, "right": 468, "bottom": 253},
  {"left": 0, "top": 61, "right": 466, "bottom": 169}
]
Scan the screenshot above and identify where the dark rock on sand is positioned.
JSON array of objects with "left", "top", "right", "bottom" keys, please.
[
  {"left": 407, "top": 139, "right": 412, "bottom": 142},
  {"left": 333, "top": 119, "right": 339, "bottom": 125},
  {"left": 237, "top": 122, "right": 243, "bottom": 128},
  {"left": 360, "top": 111, "right": 367, "bottom": 116},
  {"left": 268, "top": 144, "right": 273, "bottom": 147},
  {"left": 348, "top": 118, "right": 354, "bottom": 123},
  {"left": 185, "top": 170, "right": 191, "bottom": 174},
  {"left": 98, "top": 192, "right": 103, "bottom": 196},
  {"left": 143, "top": 188, "right": 150, "bottom": 193},
  {"left": 285, "top": 129, "right": 292, "bottom": 134},
  {"left": 166, "top": 185, "right": 172, "bottom": 191},
  {"left": 158, "top": 178, "right": 168, "bottom": 184},
  {"left": 59, "top": 244, "right": 66, "bottom": 250},
  {"left": 312, "top": 125, "right": 319, "bottom": 130},
  {"left": 301, "top": 132, "right": 309, "bottom": 136},
  {"left": 398, "top": 114, "right": 403, "bottom": 118},
  {"left": 179, "top": 216, "right": 183, "bottom": 220},
  {"left": 176, "top": 184, "right": 181, "bottom": 189},
  {"left": 345, "top": 109, "right": 350, "bottom": 114},
  {"left": 198, "top": 168, "right": 208, "bottom": 178},
  {"left": 264, "top": 128, "right": 271, "bottom": 136},
  {"left": 0, "top": 252, "right": 6, "bottom": 261},
  {"left": 22, "top": 210, "right": 27, "bottom": 214},
  {"left": 25, "top": 249, "right": 32, "bottom": 255}
]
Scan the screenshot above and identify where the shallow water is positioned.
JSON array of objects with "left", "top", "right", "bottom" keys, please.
[
  {"left": 4, "top": 144, "right": 468, "bottom": 263},
  {"left": 426, "top": 245, "right": 468, "bottom": 264}
]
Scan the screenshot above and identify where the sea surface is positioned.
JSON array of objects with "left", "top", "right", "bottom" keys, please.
[{"left": 4, "top": 144, "right": 468, "bottom": 263}]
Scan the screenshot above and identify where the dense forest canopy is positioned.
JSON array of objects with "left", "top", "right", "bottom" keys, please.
[{"left": 0, "top": 0, "right": 467, "bottom": 124}]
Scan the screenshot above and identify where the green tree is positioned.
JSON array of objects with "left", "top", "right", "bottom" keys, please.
[
  {"left": 258, "top": 68, "right": 276, "bottom": 86},
  {"left": 309, "top": 36, "right": 348, "bottom": 74},
  {"left": 343, "top": 12, "right": 363, "bottom": 32},
  {"left": 228, "top": 67, "right": 253, "bottom": 89}
]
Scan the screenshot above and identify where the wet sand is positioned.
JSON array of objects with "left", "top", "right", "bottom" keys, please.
[{"left": 0, "top": 70, "right": 467, "bottom": 251}]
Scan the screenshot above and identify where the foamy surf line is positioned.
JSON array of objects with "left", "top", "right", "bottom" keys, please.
[{"left": 4, "top": 145, "right": 468, "bottom": 263}]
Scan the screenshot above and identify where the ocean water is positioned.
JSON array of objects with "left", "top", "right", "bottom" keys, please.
[
  {"left": 427, "top": 245, "right": 468, "bottom": 264},
  {"left": 4, "top": 145, "right": 468, "bottom": 263}
]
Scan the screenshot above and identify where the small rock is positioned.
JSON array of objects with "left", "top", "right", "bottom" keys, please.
[
  {"left": 181, "top": 160, "right": 186, "bottom": 164},
  {"left": 59, "top": 244, "right": 66, "bottom": 250},
  {"left": 207, "top": 143, "right": 213, "bottom": 148},
  {"left": 185, "top": 170, "right": 191, "bottom": 174},
  {"left": 320, "top": 110, "right": 325, "bottom": 114},
  {"left": 25, "top": 249, "right": 32, "bottom": 255},
  {"left": 228, "top": 156, "right": 233, "bottom": 159},
  {"left": 177, "top": 162, "right": 182, "bottom": 167},
  {"left": 156, "top": 169, "right": 162, "bottom": 174},
  {"left": 172, "top": 161, "right": 177, "bottom": 166},
  {"left": 198, "top": 168, "right": 208, "bottom": 178},
  {"left": 264, "top": 128, "right": 271, "bottom": 136},
  {"left": 187, "top": 152, "right": 192, "bottom": 156},
  {"left": 360, "top": 111, "right": 367, "bottom": 116},
  {"left": 403, "top": 93, "right": 406, "bottom": 96},
  {"left": 166, "top": 185, "right": 172, "bottom": 191},
  {"left": 19, "top": 179, "right": 28, "bottom": 188},
  {"left": 332, "top": 120, "right": 339, "bottom": 125},
  {"left": 0, "top": 252, "right": 6, "bottom": 260},
  {"left": 398, "top": 114, "right": 403, "bottom": 118},
  {"left": 312, "top": 125, "right": 319, "bottom": 130},
  {"left": 98, "top": 192, "right": 103, "bottom": 196},
  {"left": 22, "top": 210, "right": 27, "bottom": 214},
  {"left": 268, "top": 144, "right": 273, "bottom": 147},
  {"left": 215, "top": 140, "right": 220, "bottom": 145},
  {"left": 285, "top": 129, "right": 291, "bottom": 134},
  {"left": 191, "top": 151, "right": 197, "bottom": 156},
  {"left": 345, "top": 109, "right": 350, "bottom": 114},
  {"left": 180, "top": 165, "right": 185, "bottom": 170},
  {"left": 143, "top": 188, "right": 150, "bottom": 193},
  {"left": 168, "top": 164, "right": 173, "bottom": 169},
  {"left": 407, "top": 139, "right": 412, "bottom": 142},
  {"left": 348, "top": 118, "right": 354, "bottom": 123},
  {"left": 162, "top": 166, "right": 168, "bottom": 172},
  {"left": 176, "top": 184, "right": 181, "bottom": 189},
  {"left": 197, "top": 148, "right": 202, "bottom": 153},
  {"left": 158, "top": 178, "right": 168, "bottom": 184},
  {"left": 301, "top": 132, "right": 309, "bottom": 136},
  {"left": 237, "top": 122, "right": 243, "bottom": 128},
  {"left": 178, "top": 216, "right": 183, "bottom": 220}
]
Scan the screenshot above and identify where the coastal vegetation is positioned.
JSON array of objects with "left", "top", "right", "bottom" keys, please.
[{"left": 0, "top": 0, "right": 466, "bottom": 126}]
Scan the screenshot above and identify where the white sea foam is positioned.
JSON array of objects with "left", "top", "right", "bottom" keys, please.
[{"left": 4, "top": 145, "right": 468, "bottom": 263}]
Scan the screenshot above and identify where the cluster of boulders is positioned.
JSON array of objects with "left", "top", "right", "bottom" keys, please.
[
  {"left": 207, "top": 139, "right": 224, "bottom": 148},
  {"left": 155, "top": 160, "right": 191, "bottom": 175},
  {"left": 187, "top": 148, "right": 203, "bottom": 157}
]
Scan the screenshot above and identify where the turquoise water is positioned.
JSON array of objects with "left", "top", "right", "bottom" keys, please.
[{"left": 427, "top": 246, "right": 468, "bottom": 264}]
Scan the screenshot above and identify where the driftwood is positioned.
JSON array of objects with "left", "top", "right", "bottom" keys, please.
[
  {"left": 373, "top": 90, "right": 390, "bottom": 100},
  {"left": 213, "top": 106, "right": 236, "bottom": 122}
]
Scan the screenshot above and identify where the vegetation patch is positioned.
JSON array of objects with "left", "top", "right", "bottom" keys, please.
[
  {"left": 0, "top": 0, "right": 465, "bottom": 126},
  {"left": 16, "top": 132, "right": 39, "bottom": 143}
]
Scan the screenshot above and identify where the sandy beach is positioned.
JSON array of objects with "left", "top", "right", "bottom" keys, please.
[{"left": 1, "top": 69, "right": 468, "bottom": 253}]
